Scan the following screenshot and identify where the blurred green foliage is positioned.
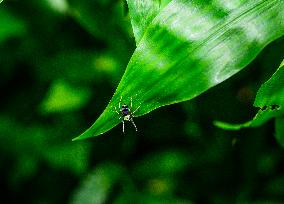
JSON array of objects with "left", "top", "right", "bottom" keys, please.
[{"left": 1, "top": 0, "right": 284, "bottom": 204}]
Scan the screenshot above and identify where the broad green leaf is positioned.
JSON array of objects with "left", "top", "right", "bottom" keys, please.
[
  {"left": 74, "top": 0, "right": 284, "bottom": 140},
  {"left": 215, "top": 58, "right": 284, "bottom": 130},
  {"left": 126, "top": 0, "right": 171, "bottom": 44}
]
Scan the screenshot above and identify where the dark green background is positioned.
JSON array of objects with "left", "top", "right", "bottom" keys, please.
[{"left": 1, "top": 0, "right": 284, "bottom": 203}]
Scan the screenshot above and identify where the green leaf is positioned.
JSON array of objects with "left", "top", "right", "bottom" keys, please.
[
  {"left": 126, "top": 0, "right": 171, "bottom": 44},
  {"left": 74, "top": 0, "right": 284, "bottom": 140},
  {"left": 215, "top": 58, "right": 284, "bottom": 130}
]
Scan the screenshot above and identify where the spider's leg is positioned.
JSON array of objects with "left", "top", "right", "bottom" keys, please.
[
  {"left": 114, "top": 106, "right": 120, "bottom": 115},
  {"left": 119, "top": 96, "right": 122, "bottom": 109},
  {"left": 130, "top": 97, "right": 133, "bottom": 109},
  {"left": 122, "top": 120, "right": 125, "bottom": 134},
  {"left": 133, "top": 103, "right": 141, "bottom": 114},
  {"left": 130, "top": 118, "right": 138, "bottom": 132}
]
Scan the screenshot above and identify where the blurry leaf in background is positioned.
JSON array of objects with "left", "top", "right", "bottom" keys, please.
[
  {"left": 67, "top": 0, "right": 134, "bottom": 66},
  {"left": 0, "top": 115, "right": 91, "bottom": 186},
  {"left": 37, "top": 51, "right": 122, "bottom": 84},
  {"left": 133, "top": 150, "right": 191, "bottom": 179},
  {"left": 68, "top": 0, "right": 133, "bottom": 44},
  {"left": 37, "top": 51, "right": 97, "bottom": 83},
  {"left": 70, "top": 163, "right": 123, "bottom": 204},
  {"left": 45, "top": 0, "right": 69, "bottom": 13},
  {"left": 214, "top": 120, "right": 251, "bottom": 131},
  {"left": 40, "top": 79, "right": 91, "bottom": 114},
  {"left": 95, "top": 54, "right": 117, "bottom": 74},
  {"left": 43, "top": 142, "right": 91, "bottom": 175},
  {"left": 0, "top": 8, "right": 26, "bottom": 43},
  {"left": 75, "top": 0, "right": 284, "bottom": 140},
  {"left": 0, "top": 117, "right": 48, "bottom": 153},
  {"left": 94, "top": 52, "right": 123, "bottom": 82},
  {"left": 130, "top": 150, "right": 192, "bottom": 201},
  {"left": 215, "top": 59, "right": 284, "bottom": 134},
  {"left": 68, "top": 0, "right": 111, "bottom": 39}
]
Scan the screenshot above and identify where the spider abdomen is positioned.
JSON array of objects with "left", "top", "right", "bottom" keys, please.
[{"left": 123, "top": 115, "right": 131, "bottom": 121}]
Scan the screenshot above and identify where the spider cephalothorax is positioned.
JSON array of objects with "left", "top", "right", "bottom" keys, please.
[
  {"left": 121, "top": 104, "right": 130, "bottom": 116},
  {"left": 114, "top": 96, "right": 141, "bottom": 133}
]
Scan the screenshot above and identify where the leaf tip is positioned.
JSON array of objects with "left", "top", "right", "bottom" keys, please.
[
  {"left": 72, "top": 123, "right": 108, "bottom": 141},
  {"left": 72, "top": 130, "right": 94, "bottom": 141},
  {"left": 71, "top": 136, "right": 80, "bottom": 142}
]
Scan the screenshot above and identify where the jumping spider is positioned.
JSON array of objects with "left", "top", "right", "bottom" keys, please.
[{"left": 114, "top": 96, "right": 141, "bottom": 133}]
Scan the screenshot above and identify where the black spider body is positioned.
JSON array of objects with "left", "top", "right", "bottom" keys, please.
[{"left": 121, "top": 105, "right": 130, "bottom": 116}]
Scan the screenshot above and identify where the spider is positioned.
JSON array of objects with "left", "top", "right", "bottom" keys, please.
[{"left": 114, "top": 96, "right": 141, "bottom": 133}]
